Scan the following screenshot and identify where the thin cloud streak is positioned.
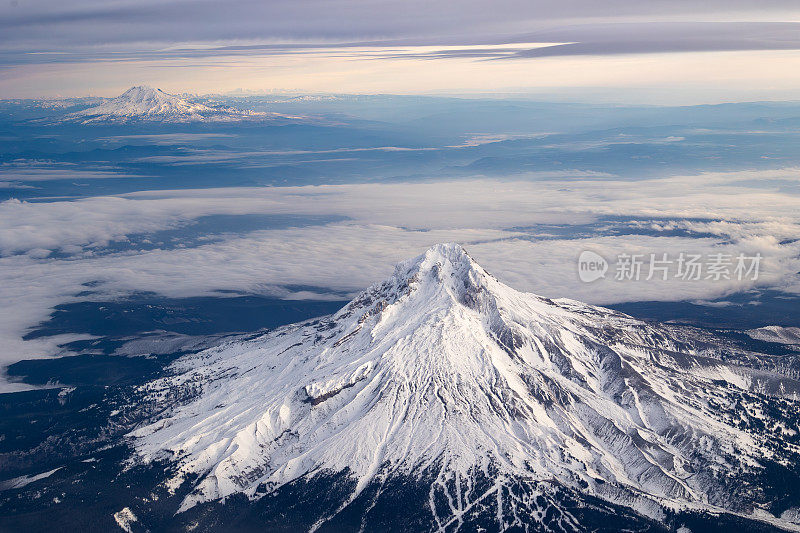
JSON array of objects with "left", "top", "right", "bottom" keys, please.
[
  {"left": 2, "top": 1, "right": 800, "bottom": 97},
  {"left": 4, "top": 22, "right": 800, "bottom": 67}
]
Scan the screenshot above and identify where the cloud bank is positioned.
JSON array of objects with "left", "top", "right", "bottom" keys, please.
[{"left": 1, "top": 168, "right": 799, "bottom": 392}]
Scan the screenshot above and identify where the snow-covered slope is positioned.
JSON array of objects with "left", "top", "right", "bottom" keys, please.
[
  {"left": 65, "top": 86, "right": 267, "bottom": 123},
  {"left": 131, "top": 243, "right": 800, "bottom": 530},
  {"left": 747, "top": 326, "right": 800, "bottom": 346}
]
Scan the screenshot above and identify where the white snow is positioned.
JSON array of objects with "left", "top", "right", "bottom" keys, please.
[
  {"left": 746, "top": 325, "right": 800, "bottom": 345},
  {"left": 130, "top": 243, "right": 800, "bottom": 527},
  {"left": 0, "top": 467, "right": 62, "bottom": 491},
  {"left": 113, "top": 507, "right": 138, "bottom": 533},
  {"left": 66, "top": 86, "right": 267, "bottom": 124}
]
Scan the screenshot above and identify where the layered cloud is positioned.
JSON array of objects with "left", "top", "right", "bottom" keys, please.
[
  {"left": 4, "top": 168, "right": 799, "bottom": 256},
  {"left": 1, "top": 219, "right": 797, "bottom": 391},
  {"left": 1, "top": 168, "right": 799, "bottom": 391},
  {"left": 2, "top": 1, "right": 798, "bottom": 51},
  {"left": 3, "top": 1, "right": 800, "bottom": 98},
  {"left": 0, "top": 161, "right": 143, "bottom": 183}
]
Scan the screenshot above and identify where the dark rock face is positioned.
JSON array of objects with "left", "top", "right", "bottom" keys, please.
[{"left": 2, "top": 453, "right": 792, "bottom": 533}]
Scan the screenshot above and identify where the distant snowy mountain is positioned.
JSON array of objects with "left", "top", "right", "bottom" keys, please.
[
  {"left": 747, "top": 326, "right": 800, "bottom": 346},
  {"left": 64, "top": 86, "right": 274, "bottom": 123},
  {"left": 127, "top": 243, "right": 800, "bottom": 531}
]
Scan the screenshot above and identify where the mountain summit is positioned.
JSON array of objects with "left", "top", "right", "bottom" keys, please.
[
  {"left": 65, "top": 85, "right": 265, "bottom": 123},
  {"left": 131, "top": 243, "right": 800, "bottom": 531}
]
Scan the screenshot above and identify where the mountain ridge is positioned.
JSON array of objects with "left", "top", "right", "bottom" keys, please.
[
  {"left": 64, "top": 85, "right": 270, "bottom": 123},
  {"left": 129, "top": 243, "right": 800, "bottom": 531}
]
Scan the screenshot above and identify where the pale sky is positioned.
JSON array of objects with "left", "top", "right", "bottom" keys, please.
[{"left": 2, "top": 1, "right": 800, "bottom": 102}]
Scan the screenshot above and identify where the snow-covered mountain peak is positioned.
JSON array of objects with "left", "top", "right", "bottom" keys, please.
[
  {"left": 117, "top": 85, "right": 176, "bottom": 105},
  {"left": 130, "top": 244, "right": 800, "bottom": 529},
  {"left": 400, "top": 242, "right": 476, "bottom": 272},
  {"left": 388, "top": 242, "right": 492, "bottom": 301},
  {"left": 63, "top": 85, "right": 269, "bottom": 124},
  {"left": 396, "top": 242, "right": 484, "bottom": 282}
]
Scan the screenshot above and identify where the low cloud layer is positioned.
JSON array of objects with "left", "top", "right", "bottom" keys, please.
[
  {"left": 1, "top": 168, "right": 799, "bottom": 391},
  {"left": 5, "top": 168, "right": 800, "bottom": 256},
  {"left": 0, "top": 161, "right": 142, "bottom": 184}
]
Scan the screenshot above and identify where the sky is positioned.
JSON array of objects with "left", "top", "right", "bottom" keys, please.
[{"left": 2, "top": 0, "right": 800, "bottom": 102}]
